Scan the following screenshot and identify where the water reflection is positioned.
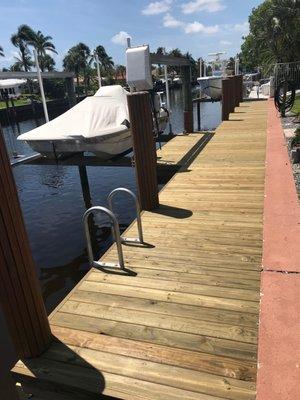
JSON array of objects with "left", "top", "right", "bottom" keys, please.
[{"left": 2, "top": 89, "right": 221, "bottom": 313}]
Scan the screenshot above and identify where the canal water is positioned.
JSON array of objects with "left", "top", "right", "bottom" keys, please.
[{"left": 2, "top": 90, "right": 221, "bottom": 313}]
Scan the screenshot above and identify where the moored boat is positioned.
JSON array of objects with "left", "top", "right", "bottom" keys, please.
[{"left": 18, "top": 85, "right": 168, "bottom": 159}]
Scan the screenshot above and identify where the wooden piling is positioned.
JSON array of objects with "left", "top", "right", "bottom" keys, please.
[
  {"left": 234, "top": 76, "right": 240, "bottom": 107},
  {"left": 127, "top": 92, "right": 159, "bottom": 211},
  {"left": 196, "top": 100, "right": 201, "bottom": 131},
  {"left": 0, "top": 126, "right": 51, "bottom": 359},
  {"left": 181, "top": 66, "right": 193, "bottom": 133},
  {"left": 236, "top": 75, "right": 243, "bottom": 103},
  {"left": 221, "top": 78, "right": 230, "bottom": 121},
  {"left": 228, "top": 77, "right": 236, "bottom": 114}
]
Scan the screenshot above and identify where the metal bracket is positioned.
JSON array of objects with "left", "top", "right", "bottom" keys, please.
[
  {"left": 83, "top": 206, "right": 125, "bottom": 269},
  {"left": 107, "top": 188, "right": 144, "bottom": 245}
]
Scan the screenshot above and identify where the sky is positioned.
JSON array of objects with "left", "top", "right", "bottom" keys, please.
[{"left": 0, "top": 0, "right": 262, "bottom": 69}]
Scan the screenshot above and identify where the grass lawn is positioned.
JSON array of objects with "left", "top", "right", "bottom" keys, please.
[
  {"left": 0, "top": 98, "right": 30, "bottom": 109},
  {"left": 292, "top": 94, "right": 300, "bottom": 114}
]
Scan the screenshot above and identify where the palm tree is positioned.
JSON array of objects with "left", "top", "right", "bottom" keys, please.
[
  {"left": 63, "top": 50, "right": 80, "bottom": 91},
  {"left": 11, "top": 24, "right": 35, "bottom": 71},
  {"left": 91, "top": 45, "right": 114, "bottom": 76},
  {"left": 41, "top": 54, "right": 56, "bottom": 71},
  {"left": 63, "top": 43, "right": 91, "bottom": 95},
  {"left": 12, "top": 50, "right": 33, "bottom": 71},
  {"left": 26, "top": 30, "right": 57, "bottom": 71},
  {"left": 0, "top": 45, "right": 4, "bottom": 58}
]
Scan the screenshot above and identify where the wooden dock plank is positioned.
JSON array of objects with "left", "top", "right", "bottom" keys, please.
[{"left": 13, "top": 100, "right": 268, "bottom": 400}]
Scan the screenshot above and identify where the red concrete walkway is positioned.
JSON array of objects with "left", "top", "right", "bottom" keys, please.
[
  {"left": 262, "top": 100, "right": 300, "bottom": 272},
  {"left": 257, "top": 100, "right": 300, "bottom": 400}
]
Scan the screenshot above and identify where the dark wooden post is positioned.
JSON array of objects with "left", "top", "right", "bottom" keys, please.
[
  {"left": 181, "top": 66, "right": 193, "bottom": 133},
  {"left": 228, "top": 77, "right": 235, "bottom": 114},
  {"left": 222, "top": 78, "right": 230, "bottom": 121},
  {"left": 234, "top": 76, "right": 240, "bottom": 107},
  {"left": 65, "top": 77, "right": 77, "bottom": 108},
  {"left": 0, "top": 126, "right": 51, "bottom": 359},
  {"left": 127, "top": 92, "right": 159, "bottom": 211},
  {"left": 196, "top": 100, "right": 201, "bottom": 131},
  {"left": 236, "top": 75, "right": 243, "bottom": 103}
]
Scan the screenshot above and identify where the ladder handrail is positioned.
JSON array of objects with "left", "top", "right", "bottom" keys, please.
[
  {"left": 107, "top": 188, "right": 144, "bottom": 244},
  {"left": 83, "top": 206, "right": 125, "bottom": 269}
]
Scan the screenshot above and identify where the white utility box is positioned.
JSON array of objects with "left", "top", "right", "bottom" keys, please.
[{"left": 126, "top": 45, "right": 153, "bottom": 91}]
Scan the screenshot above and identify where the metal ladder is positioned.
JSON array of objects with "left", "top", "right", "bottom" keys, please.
[{"left": 82, "top": 188, "right": 143, "bottom": 270}]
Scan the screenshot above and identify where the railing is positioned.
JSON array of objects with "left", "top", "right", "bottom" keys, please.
[
  {"left": 107, "top": 188, "right": 144, "bottom": 244},
  {"left": 274, "top": 61, "right": 300, "bottom": 89},
  {"left": 83, "top": 206, "right": 125, "bottom": 270},
  {"left": 83, "top": 187, "right": 144, "bottom": 271}
]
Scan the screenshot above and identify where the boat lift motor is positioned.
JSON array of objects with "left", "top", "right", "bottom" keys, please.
[{"left": 126, "top": 45, "right": 153, "bottom": 91}]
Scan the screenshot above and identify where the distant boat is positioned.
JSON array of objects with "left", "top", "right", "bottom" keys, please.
[
  {"left": 18, "top": 85, "right": 168, "bottom": 159},
  {"left": 173, "top": 77, "right": 182, "bottom": 87},
  {"left": 197, "top": 52, "right": 226, "bottom": 101},
  {"left": 197, "top": 71, "right": 223, "bottom": 101}
]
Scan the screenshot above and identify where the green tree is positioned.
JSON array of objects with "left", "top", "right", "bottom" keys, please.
[
  {"left": 63, "top": 43, "right": 91, "bottom": 95},
  {"left": 41, "top": 54, "right": 56, "bottom": 71},
  {"left": 240, "top": 0, "right": 300, "bottom": 73},
  {"left": 155, "top": 47, "right": 164, "bottom": 75},
  {"left": 11, "top": 24, "right": 35, "bottom": 71},
  {"left": 92, "top": 45, "right": 114, "bottom": 76},
  {"left": 184, "top": 51, "right": 198, "bottom": 82},
  {"left": 63, "top": 49, "right": 81, "bottom": 92},
  {"left": 167, "top": 48, "right": 184, "bottom": 74},
  {"left": 11, "top": 49, "right": 33, "bottom": 71},
  {"left": 114, "top": 64, "right": 126, "bottom": 81},
  {"left": 26, "top": 30, "right": 57, "bottom": 71}
]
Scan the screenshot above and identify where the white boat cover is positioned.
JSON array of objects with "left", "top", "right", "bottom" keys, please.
[{"left": 18, "top": 85, "right": 130, "bottom": 141}]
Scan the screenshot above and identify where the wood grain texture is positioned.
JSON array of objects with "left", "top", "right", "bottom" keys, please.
[
  {"left": 12, "top": 101, "right": 267, "bottom": 399},
  {"left": 0, "top": 127, "right": 51, "bottom": 359}
]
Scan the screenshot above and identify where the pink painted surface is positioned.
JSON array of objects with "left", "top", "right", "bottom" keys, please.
[
  {"left": 257, "top": 272, "right": 300, "bottom": 400},
  {"left": 263, "top": 100, "right": 300, "bottom": 272},
  {"left": 257, "top": 100, "right": 300, "bottom": 400}
]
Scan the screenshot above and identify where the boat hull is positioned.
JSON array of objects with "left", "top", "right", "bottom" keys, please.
[
  {"left": 197, "top": 77, "right": 222, "bottom": 100},
  {"left": 26, "top": 129, "right": 132, "bottom": 160}
]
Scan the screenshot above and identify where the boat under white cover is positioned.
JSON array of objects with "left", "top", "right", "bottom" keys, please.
[
  {"left": 18, "top": 86, "right": 132, "bottom": 159},
  {"left": 197, "top": 76, "right": 222, "bottom": 100}
]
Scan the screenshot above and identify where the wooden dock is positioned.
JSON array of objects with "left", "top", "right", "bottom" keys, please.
[{"left": 13, "top": 101, "right": 268, "bottom": 400}]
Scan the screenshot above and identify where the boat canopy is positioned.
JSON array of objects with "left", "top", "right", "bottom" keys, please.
[
  {"left": 0, "top": 79, "right": 26, "bottom": 89},
  {"left": 18, "top": 85, "right": 130, "bottom": 141}
]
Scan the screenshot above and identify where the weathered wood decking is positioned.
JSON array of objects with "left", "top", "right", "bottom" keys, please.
[{"left": 13, "top": 101, "right": 268, "bottom": 400}]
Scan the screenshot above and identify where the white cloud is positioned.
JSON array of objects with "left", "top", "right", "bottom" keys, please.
[
  {"left": 111, "top": 31, "right": 132, "bottom": 46},
  {"left": 184, "top": 21, "right": 219, "bottom": 34},
  {"left": 163, "top": 13, "right": 183, "bottom": 28},
  {"left": 181, "top": 0, "right": 225, "bottom": 14},
  {"left": 220, "top": 40, "right": 232, "bottom": 46},
  {"left": 162, "top": 13, "right": 219, "bottom": 35},
  {"left": 142, "top": 0, "right": 172, "bottom": 15},
  {"left": 233, "top": 21, "right": 249, "bottom": 33}
]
